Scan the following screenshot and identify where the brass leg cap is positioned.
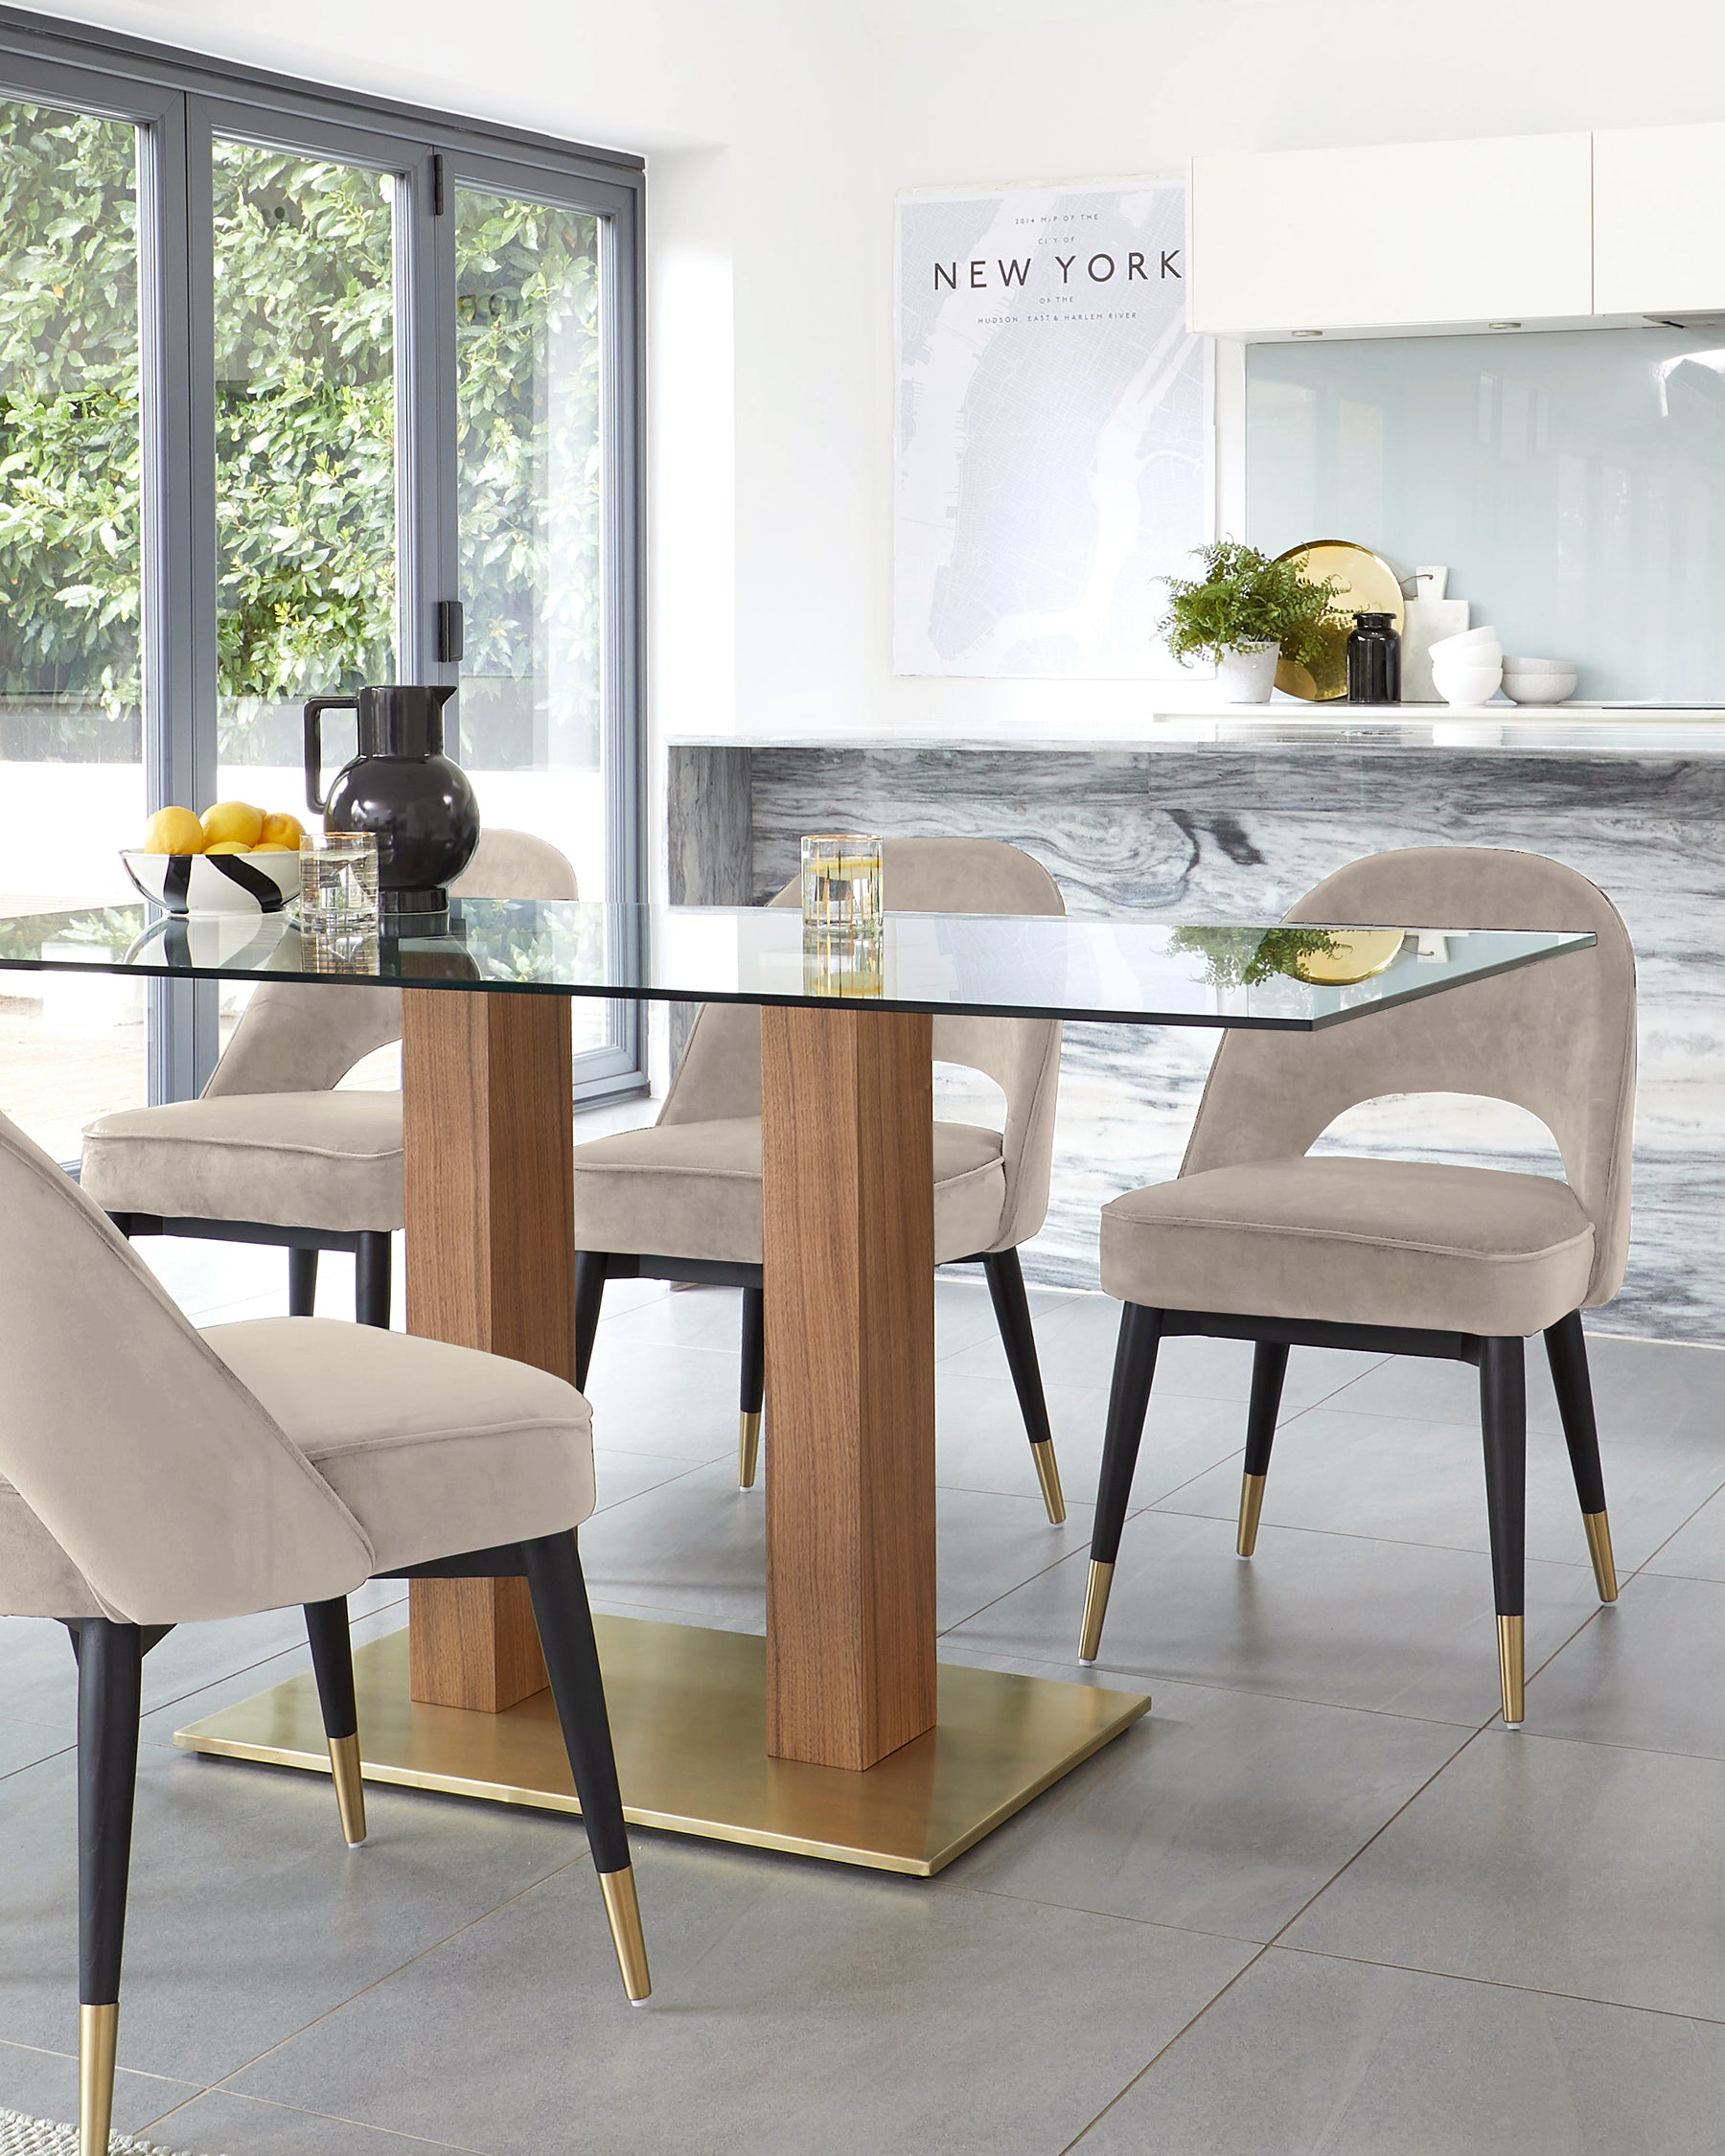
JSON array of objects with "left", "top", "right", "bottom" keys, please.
[
  {"left": 1031, "top": 1438, "right": 1067, "bottom": 1525},
  {"left": 738, "top": 1411, "right": 762, "bottom": 1491},
  {"left": 600, "top": 1863, "right": 652, "bottom": 2002},
  {"left": 1583, "top": 1510, "right": 1619, "bottom": 1603},
  {"left": 1078, "top": 1559, "right": 1115, "bottom": 1664},
  {"left": 1498, "top": 1613, "right": 1525, "bottom": 1728},
  {"left": 329, "top": 1731, "right": 367, "bottom": 1847},
  {"left": 1236, "top": 1471, "right": 1268, "bottom": 1558},
  {"left": 80, "top": 2001, "right": 118, "bottom": 2156}
]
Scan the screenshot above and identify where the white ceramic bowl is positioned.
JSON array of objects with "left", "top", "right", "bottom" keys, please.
[
  {"left": 1431, "top": 660, "right": 1505, "bottom": 706},
  {"left": 1502, "top": 671, "right": 1577, "bottom": 705},
  {"left": 1502, "top": 655, "right": 1576, "bottom": 675},
  {"left": 1429, "top": 626, "right": 1502, "bottom": 660},
  {"left": 121, "top": 848, "right": 301, "bottom": 915}
]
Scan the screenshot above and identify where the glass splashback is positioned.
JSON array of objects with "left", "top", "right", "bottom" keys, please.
[
  {"left": 1246, "top": 327, "right": 1725, "bottom": 703},
  {"left": 0, "top": 902, "right": 1594, "bottom": 1032}
]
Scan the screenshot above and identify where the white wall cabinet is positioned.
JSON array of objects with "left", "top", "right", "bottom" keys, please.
[
  {"left": 1189, "top": 133, "right": 1594, "bottom": 339},
  {"left": 1594, "top": 123, "right": 1725, "bottom": 318}
]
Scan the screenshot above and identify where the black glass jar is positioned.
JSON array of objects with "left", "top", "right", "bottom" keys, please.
[{"left": 1346, "top": 612, "right": 1401, "bottom": 704}]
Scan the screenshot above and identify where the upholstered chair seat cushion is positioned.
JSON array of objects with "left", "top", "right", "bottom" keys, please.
[
  {"left": 80, "top": 1092, "right": 405, "bottom": 1233},
  {"left": 1101, "top": 1156, "right": 1596, "bottom": 1339},
  {"left": 203, "top": 1318, "right": 596, "bottom": 1573},
  {"left": 570, "top": 1115, "right": 1008, "bottom": 1266}
]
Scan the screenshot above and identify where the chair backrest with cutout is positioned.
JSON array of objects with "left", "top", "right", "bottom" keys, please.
[{"left": 1181, "top": 847, "right": 1637, "bottom": 1307}]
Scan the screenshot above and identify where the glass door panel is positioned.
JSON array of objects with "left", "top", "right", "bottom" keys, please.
[
  {"left": 0, "top": 100, "right": 149, "bottom": 1158},
  {"left": 454, "top": 184, "right": 612, "bottom": 1059},
  {"left": 210, "top": 138, "right": 401, "bottom": 1055}
]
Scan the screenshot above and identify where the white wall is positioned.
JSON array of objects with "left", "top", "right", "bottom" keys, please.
[{"left": 35, "top": 0, "right": 1725, "bottom": 792}]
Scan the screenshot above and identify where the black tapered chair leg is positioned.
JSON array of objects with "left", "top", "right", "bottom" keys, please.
[
  {"left": 1236, "top": 1341, "right": 1290, "bottom": 1557},
  {"left": 1480, "top": 1335, "right": 1529, "bottom": 1727},
  {"left": 1081, "top": 1303, "right": 1163, "bottom": 1663},
  {"left": 1544, "top": 1310, "right": 1617, "bottom": 1602},
  {"left": 355, "top": 1231, "right": 391, "bottom": 1330},
  {"left": 288, "top": 1246, "right": 319, "bottom": 1318},
  {"left": 982, "top": 1248, "right": 1066, "bottom": 1525},
  {"left": 75, "top": 1618, "right": 143, "bottom": 2156},
  {"left": 574, "top": 1251, "right": 609, "bottom": 1393},
  {"left": 522, "top": 1530, "right": 650, "bottom": 2002},
  {"left": 738, "top": 1283, "right": 765, "bottom": 1490},
  {"left": 305, "top": 1596, "right": 366, "bottom": 1846}
]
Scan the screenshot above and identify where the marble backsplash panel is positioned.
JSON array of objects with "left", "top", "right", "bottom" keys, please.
[{"left": 669, "top": 742, "right": 1725, "bottom": 1342}]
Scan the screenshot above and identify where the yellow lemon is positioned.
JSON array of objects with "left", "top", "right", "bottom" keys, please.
[
  {"left": 205, "top": 839, "right": 252, "bottom": 854},
  {"left": 258, "top": 811, "right": 306, "bottom": 849},
  {"left": 141, "top": 806, "right": 206, "bottom": 855},
  {"left": 251, "top": 840, "right": 296, "bottom": 853},
  {"left": 201, "top": 800, "right": 264, "bottom": 849}
]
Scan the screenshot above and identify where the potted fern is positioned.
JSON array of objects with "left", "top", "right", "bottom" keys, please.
[{"left": 1159, "top": 539, "right": 1346, "bottom": 702}]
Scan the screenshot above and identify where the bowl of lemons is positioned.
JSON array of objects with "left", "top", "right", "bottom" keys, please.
[{"left": 122, "top": 802, "right": 308, "bottom": 914}]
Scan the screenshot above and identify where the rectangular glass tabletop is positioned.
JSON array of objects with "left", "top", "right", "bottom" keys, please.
[{"left": 0, "top": 901, "right": 1594, "bottom": 1030}]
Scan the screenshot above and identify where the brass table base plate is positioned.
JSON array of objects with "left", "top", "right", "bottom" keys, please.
[{"left": 174, "top": 1617, "right": 1151, "bottom": 1875}]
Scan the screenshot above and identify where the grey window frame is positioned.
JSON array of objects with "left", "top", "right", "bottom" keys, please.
[{"left": 0, "top": 7, "right": 647, "bottom": 1107}]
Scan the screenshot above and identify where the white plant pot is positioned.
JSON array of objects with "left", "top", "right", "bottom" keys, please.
[{"left": 1214, "top": 642, "right": 1279, "bottom": 703}]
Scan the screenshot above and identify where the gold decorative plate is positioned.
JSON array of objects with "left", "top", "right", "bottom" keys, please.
[
  {"left": 1274, "top": 540, "right": 1405, "bottom": 701},
  {"left": 1293, "top": 929, "right": 1408, "bottom": 984}
]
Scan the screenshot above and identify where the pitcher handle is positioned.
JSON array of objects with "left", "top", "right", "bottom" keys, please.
[{"left": 303, "top": 696, "right": 357, "bottom": 815}]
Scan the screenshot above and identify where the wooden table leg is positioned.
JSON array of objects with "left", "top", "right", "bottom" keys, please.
[
  {"left": 761, "top": 1004, "right": 937, "bottom": 1770},
  {"left": 402, "top": 988, "right": 575, "bottom": 1711}
]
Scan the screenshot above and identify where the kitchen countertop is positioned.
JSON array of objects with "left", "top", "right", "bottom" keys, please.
[{"left": 667, "top": 704, "right": 1725, "bottom": 756}]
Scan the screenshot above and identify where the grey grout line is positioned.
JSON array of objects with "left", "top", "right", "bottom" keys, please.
[
  {"left": 140, "top": 2088, "right": 494, "bottom": 2154},
  {"left": 0, "top": 1739, "right": 73, "bottom": 1782},
  {"left": 1058, "top": 1943, "right": 1278, "bottom": 2152},
  {"left": 1056, "top": 1703, "right": 1494, "bottom": 2150},
  {"left": 1271, "top": 1937, "right": 1725, "bottom": 2029},
  {"left": 188, "top": 1852, "right": 600, "bottom": 2125}
]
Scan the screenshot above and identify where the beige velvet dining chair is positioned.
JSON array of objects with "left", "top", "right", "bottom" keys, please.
[
  {"left": 1078, "top": 847, "right": 1637, "bottom": 1729},
  {"left": 0, "top": 1107, "right": 647, "bottom": 2156},
  {"left": 81, "top": 827, "right": 578, "bottom": 1328},
  {"left": 569, "top": 837, "right": 1071, "bottom": 1517}
]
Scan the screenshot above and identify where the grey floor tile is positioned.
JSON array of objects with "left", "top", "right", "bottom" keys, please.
[
  {"left": 1284, "top": 1727, "right": 1725, "bottom": 2018},
  {"left": 972, "top": 1292, "right": 1387, "bottom": 1410},
  {"left": 578, "top": 1336, "right": 745, "bottom": 1460},
  {"left": 1523, "top": 1570, "right": 1725, "bottom": 1760},
  {"left": 590, "top": 1279, "right": 751, "bottom": 1354},
  {"left": 933, "top": 1485, "right": 1095, "bottom": 1630},
  {"left": 935, "top": 1368, "right": 1246, "bottom": 1510},
  {"left": 578, "top": 1457, "right": 1093, "bottom": 1634},
  {"left": 1316, "top": 1348, "right": 1543, "bottom": 1428},
  {"left": 573, "top": 1457, "right": 768, "bottom": 1626},
  {"left": 590, "top": 1594, "right": 763, "bottom": 1635},
  {"left": 950, "top": 1675, "right": 1468, "bottom": 1941},
  {"left": 227, "top": 1841, "right": 1252, "bottom": 2156},
  {"left": 1073, "top": 1946, "right": 1725, "bottom": 2155},
  {"left": 931, "top": 1271, "right": 1067, "bottom": 1363},
  {"left": 0, "top": 1588, "right": 404, "bottom": 1736},
  {"left": 1159, "top": 1401, "right": 1725, "bottom": 1571},
  {"left": 590, "top": 1445, "right": 709, "bottom": 1513},
  {"left": 1322, "top": 1330, "right": 1725, "bottom": 1447},
  {"left": 0, "top": 1741, "right": 592, "bottom": 2087},
  {"left": 142, "top": 2089, "right": 489, "bottom": 2154},
  {"left": 140, "top": 1235, "right": 291, "bottom": 1319},
  {"left": 0, "top": 1717, "right": 71, "bottom": 1778},
  {"left": 0, "top": 2039, "right": 202, "bottom": 2142},
  {"left": 138, "top": 1604, "right": 409, "bottom": 1750},
  {"left": 1644, "top": 1482, "right": 1725, "bottom": 1581},
  {"left": 947, "top": 1510, "right": 1602, "bottom": 1724}
]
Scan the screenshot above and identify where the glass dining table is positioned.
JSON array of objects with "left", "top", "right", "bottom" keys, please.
[{"left": 0, "top": 896, "right": 1595, "bottom": 1874}]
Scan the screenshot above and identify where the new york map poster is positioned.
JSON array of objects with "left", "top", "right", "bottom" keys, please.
[{"left": 895, "top": 180, "right": 1212, "bottom": 679}]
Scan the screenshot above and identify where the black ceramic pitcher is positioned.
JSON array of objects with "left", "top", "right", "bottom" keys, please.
[{"left": 304, "top": 684, "right": 480, "bottom": 924}]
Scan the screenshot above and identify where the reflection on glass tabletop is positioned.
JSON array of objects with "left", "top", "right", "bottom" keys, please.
[{"left": 0, "top": 902, "right": 1596, "bottom": 1030}]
